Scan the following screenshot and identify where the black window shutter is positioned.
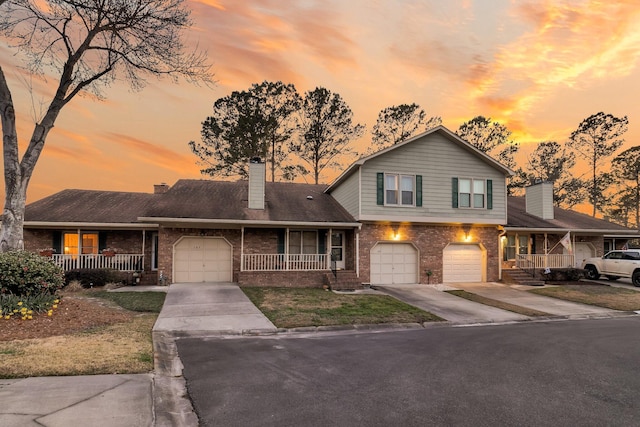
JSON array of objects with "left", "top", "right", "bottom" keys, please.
[
  {"left": 52, "top": 231, "right": 62, "bottom": 254},
  {"left": 98, "top": 232, "right": 108, "bottom": 251},
  {"left": 452, "top": 177, "right": 459, "bottom": 208},
  {"left": 276, "top": 229, "right": 285, "bottom": 254},
  {"left": 416, "top": 175, "right": 423, "bottom": 207},
  {"left": 318, "top": 230, "right": 326, "bottom": 254},
  {"left": 487, "top": 179, "right": 493, "bottom": 210},
  {"left": 376, "top": 173, "right": 384, "bottom": 205}
]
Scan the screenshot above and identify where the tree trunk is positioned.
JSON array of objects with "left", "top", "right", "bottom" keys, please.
[{"left": 0, "top": 184, "right": 27, "bottom": 251}]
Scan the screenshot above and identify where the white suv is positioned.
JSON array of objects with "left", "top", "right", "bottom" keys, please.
[{"left": 581, "top": 250, "right": 640, "bottom": 286}]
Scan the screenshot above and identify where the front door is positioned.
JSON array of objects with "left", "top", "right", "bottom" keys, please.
[{"left": 331, "top": 231, "right": 345, "bottom": 270}]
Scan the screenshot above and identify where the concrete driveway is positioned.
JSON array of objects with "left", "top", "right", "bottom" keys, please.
[
  {"left": 450, "top": 282, "right": 620, "bottom": 317},
  {"left": 375, "top": 284, "right": 530, "bottom": 324}
]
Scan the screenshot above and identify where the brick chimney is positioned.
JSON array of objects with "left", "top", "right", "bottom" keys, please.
[
  {"left": 525, "top": 181, "right": 554, "bottom": 219},
  {"left": 154, "top": 183, "right": 170, "bottom": 194},
  {"left": 248, "top": 157, "right": 265, "bottom": 209}
]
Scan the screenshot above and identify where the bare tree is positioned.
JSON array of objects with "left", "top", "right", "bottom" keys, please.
[{"left": 0, "top": 0, "right": 211, "bottom": 251}]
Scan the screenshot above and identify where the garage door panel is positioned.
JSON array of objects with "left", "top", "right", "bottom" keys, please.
[
  {"left": 174, "top": 237, "right": 232, "bottom": 283},
  {"left": 443, "top": 244, "right": 483, "bottom": 283},
  {"left": 370, "top": 243, "right": 417, "bottom": 285}
]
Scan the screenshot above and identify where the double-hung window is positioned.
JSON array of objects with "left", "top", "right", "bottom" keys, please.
[
  {"left": 289, "top": 230, "right": 318, "bottom": 254},
  {"left": 453, "top": 178, "right": 492, "bottom": 209},
  {"left": 385, "top": 173, "right": 415, "bottom": 206}
]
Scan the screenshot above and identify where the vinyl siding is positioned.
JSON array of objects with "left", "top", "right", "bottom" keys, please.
[
  {"left": 330, "top": 169, "right": 360, "bottom": 218},
  {"left": 360, "top": 133, "right": 507, "bottom": 223}
]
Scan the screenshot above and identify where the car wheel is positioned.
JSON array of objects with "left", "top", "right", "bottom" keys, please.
[
  {"left": 584, "top": 265, "right": 600, "bottom": 280},
  {"left": 606, "top": 275, "right": 620, "bottom": 281},
  {"left": 632, "top": 271, "right": 640, "bottom": 287}
]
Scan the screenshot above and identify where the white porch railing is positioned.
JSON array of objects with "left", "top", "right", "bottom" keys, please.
[
  {"left": 51, "top": 254, "right": 144, "bottom": 271},
  {"left": 516, "top": 254, "right": 576, "bottom": 269},
  {"left": 242, "top": 254, "right": 329, "bottom": 271}
]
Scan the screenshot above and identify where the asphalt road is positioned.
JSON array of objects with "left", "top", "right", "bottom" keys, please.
[{"left": 178, "top": 317, "right": 640, "bottom": 427}]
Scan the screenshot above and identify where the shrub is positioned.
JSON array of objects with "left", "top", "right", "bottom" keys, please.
[
  {"left": 64, "top": 269, "right": 120, "bottom": 287},
  {"left": 0, "top": 251, "right": 64, "bottom": 296}
]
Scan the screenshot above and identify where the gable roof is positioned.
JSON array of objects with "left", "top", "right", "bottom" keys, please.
[
  {"left": 24, "top": 180, "right": 359, "bottom": 228},
  {"left": 326, "top": 125, "right": 515, "bottom": 192},
  {"left": 140, "top": 179, "right": 357, "bottom": 225},
  {"left": 506, "top": 196, "right": 638, "bottom": 235},
  {"left": 24, "top": 189, "right": 157, "bottom": 227}
]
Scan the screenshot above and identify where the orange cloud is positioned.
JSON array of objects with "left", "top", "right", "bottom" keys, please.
[{"left": 104, "top": 132, "right": 199, "bottom": 175}]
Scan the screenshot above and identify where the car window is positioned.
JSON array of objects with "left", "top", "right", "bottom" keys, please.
[
  {"left": 623, "top": 252, "right": 640, "bottom": 260},
  {"left": 605, "top": 252, "right": 622, "bottom": 259}
]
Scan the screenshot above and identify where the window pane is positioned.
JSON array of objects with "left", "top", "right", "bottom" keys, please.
[
  {"left": 401, "top": 176, "right": 414, "bottom": 205},
  {"left": 386, "top": 189, "right": 397, "bottom": 204},
  {"left": 64, "top": 233, "right": 79, "bottom": 255},
  {"left": 460, "top": 193, "right": 471, "bottom": 208},
  {"left": 331, "top": 232, "right": 342, "bottom": 247},
  {"left": 289, "top": 231, "right": 301, "bottom": 254},
  {"left": 82, "top": 233, "right": 98, "bottom": 254},
  {"left": 473, "top": 180, "right": 485, "bottom": 194},
  {"left": 385, "top": 175, "right": 398, "bottom": 205},
  {"left": 518, "top": 235, "right": 528, "bottom": 254},
  {"left": 459, "top": 179, "right": 471, "bottom": 193},
  {"left": 473, "top": 193, "right": 484, "bottom": 208},
  {"left": 302, "top": 231, "right": 317, "bottom": 254}
]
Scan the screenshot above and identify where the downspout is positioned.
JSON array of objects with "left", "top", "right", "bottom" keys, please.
[
  {"left": 355, "top": 227, "right": 360, "bottom": 279},
  {"left": 498, "top": 226, "right": 506, "bottom": 281},
  {"left": 240, "top": 227, "right": 245, "bottom": 271}
]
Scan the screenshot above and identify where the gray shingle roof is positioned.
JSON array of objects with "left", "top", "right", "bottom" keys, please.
[
  {"left": 145, "top": 180, "right": 356, "bottom": 223},
  {"left": 507, "top": 196, "right": 637, "bottom": 233},
  {"left": 25, "top": 189, "right": 156, "bottom": 223},
  {"left": 25, "top": 180, "right": 357, "bottom": 225}
]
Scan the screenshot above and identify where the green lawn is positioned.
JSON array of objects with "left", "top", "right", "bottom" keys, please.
[
  {"left": 91, "top": 291, "right": 166, "bottom": 312},
  {"left": 530, "top": 284, "right": 640, "bottom": 311},
  {"left": 241, "top": 287, "right": 443, "bottom": 328}
]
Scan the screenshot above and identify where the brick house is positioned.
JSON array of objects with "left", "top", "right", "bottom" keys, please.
[{"left": 22, "top": 126, "right": 637, "bottom": 287}]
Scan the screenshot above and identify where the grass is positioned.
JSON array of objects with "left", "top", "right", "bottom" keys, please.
[
  {"left": 0, "top": 315, "right": 157, "bottom": 378},
  {"left": 0, "top": 290, "right": 165, "bottom": 379},
  {"left": 241, "top": 287, "right": 443, "bottom": 328},
  {"left": 91, "top": 291, "right": 166, "bottom": 312},
  {"left": 445, "top": 290, "right": 552, "bottom": 317},
  {"left": 530, "top": 284, "right": 640, "bottom": 311}
]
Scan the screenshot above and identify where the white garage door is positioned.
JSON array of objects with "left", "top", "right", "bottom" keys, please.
[
  {"left": 443, "top": 244, "right": 483, "bottom": 283},
  {"left": 572, "top": 242, "right": 594, "bottom": 268},
  {"left": 174, "top": 237, "right": 232, "bottom": 283},
  {"left": 370, "top": 243, "right": 418, "bottom": 285}
]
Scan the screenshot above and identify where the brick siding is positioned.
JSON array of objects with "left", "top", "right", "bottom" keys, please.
[{"left": 358, "top": 223, "right": 501, "bottom": 284}]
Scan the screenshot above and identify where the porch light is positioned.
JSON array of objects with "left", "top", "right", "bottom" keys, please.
[
  {"left": 391, "top": 224, "right": 401, "bottom": 240},
  {"left": 462, "top": 224, "right": 472, "bottom": 242}
]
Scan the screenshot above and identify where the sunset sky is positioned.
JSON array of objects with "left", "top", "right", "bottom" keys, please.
[{"left": 2, "top": 0, "right": 640, "bottom": 203}]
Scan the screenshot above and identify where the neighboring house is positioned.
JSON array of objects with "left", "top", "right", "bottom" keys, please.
[
  {"left": 23, "top": 125, "right": 637, "bottom": 287},
  {"left": 503, "top": 181, "right": 639, "bottom": 272},
  {"left": 326, "top": 126, "right": 513, "bottom": 285}
]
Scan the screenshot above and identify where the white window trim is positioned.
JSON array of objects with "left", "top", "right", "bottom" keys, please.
[
  {"left": 458, "top": 177, "right": 486, "bottom": 209},
  {"left": 384, "top": 173, "right": 416, "bottom": 207}
]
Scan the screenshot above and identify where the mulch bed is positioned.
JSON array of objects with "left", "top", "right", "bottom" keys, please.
[{"left": 0, "top": 296, "right": 135, "bottom": 341}]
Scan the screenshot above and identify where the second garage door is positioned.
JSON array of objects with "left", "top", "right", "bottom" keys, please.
[
  {"left": 174, "top": 237, "right": 232, "bottom": 283},
  {"left": 370, "top": 243, "right": 418, "bottom": 285},
  {"left": 442, "top": 244, "right": 484, "bottom": 283}
]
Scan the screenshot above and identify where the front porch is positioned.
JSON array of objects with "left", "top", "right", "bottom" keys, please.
[{"left": 51, "top": 253, "right": 144, "bottom": 271}]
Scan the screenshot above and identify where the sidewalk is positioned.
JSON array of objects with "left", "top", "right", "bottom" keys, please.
[{"left": 0, "top": 374, "right": 153, "bottom": 427}]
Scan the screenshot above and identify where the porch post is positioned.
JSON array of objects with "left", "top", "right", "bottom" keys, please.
[
  {"left": 544, "top": 232, "right": 548, "bottom": 268},
  {"left": 285, "top": 228, "right": 289, "bottom": 271},
  {"left": 240, "top": 227, "right": 245, "bottom": 271},
  {"left": 142, "top": 230, "right": 146, "bottom": 270},
  {"left": 355, "top": 228, "right": 360, "bottom": 278},
  {"left": 327, "top": 228, "right": 332, "bottom": 270}
]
